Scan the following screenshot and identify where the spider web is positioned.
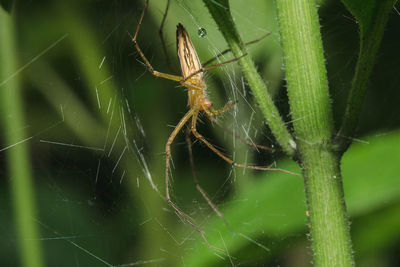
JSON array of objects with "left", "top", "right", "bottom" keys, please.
[
  {"left": 1, "top": 0, "right": 399, "bottom": 266},
  {"left": 0, "top": 1, "right": 324, "bottom": 266}
]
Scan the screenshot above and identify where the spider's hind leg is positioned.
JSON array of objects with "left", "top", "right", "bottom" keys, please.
[
  {"left": 165, "top": 107, "right": 216, "bottom": 249},
  {"left": 191, "top": 106, "right": 299, "bottom": 176},
  {"left": 185, "top": 127, "right": 235, "bottom": 234}
]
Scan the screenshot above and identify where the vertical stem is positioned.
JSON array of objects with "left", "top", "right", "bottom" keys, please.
[
  {"left": 276, "top": 0, "right": 353, "bottom": 265},
  {"left": 0, "top": 8, "right": 44, "bottom": 267}
]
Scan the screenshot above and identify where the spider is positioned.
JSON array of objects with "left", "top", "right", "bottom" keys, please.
[{"left": 132, "top": 0, "right": 297, "bottom": 247}]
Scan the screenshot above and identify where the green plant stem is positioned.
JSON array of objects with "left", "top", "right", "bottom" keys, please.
[
  {"left": 276, "top": 0, "right": 354, "bottom": 266},
  {"left": 336, "top": 0, "right": 395, "bottom": 152},
  {"left": 203, "top": 0, "right": 295, "bottom": 157},
  {"left": 0, "top": 8, "right": 44, "bottom": 267}
]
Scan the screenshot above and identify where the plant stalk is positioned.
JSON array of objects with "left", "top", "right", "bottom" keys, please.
[
  {"left": 275, "top": 0, "right": 354, "bottom": 265},
  {"left": 0, "top": 7, "right": 44, "bottom": 267}
]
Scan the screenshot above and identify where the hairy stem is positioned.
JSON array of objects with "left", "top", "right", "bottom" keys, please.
[{"left": 276, "top": 0, "right": 354, "bottom": 265}]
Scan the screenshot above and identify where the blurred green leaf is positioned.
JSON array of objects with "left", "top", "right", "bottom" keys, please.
[
  {"left": 352, "top": 202, "right": 400, "bottom": 257},
  {"left": 342, "top": 132, "right": 400, "bottom": 215},
  {"left": 184, "top": 130, "right": 400, "bottom": 266}
]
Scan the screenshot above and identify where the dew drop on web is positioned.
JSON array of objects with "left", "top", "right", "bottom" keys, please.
[{"left": 198, "top": 27, "right": 207, "bottom": 38}]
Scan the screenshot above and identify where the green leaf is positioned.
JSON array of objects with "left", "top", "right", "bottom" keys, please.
[
  {"left": 352, "top": 203, "right": 400, "bottom": 257},
  {"left": 183, "top": 130, "right": 400, "bottom": 266}
]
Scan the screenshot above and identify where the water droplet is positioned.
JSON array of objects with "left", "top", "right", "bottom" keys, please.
[{"left": 198, "top": 27, "right": 207, "bottom": 38}]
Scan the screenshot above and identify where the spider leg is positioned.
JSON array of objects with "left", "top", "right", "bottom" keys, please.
[
  {"left": 182, "top": 53, "right": 247, "bottom": 83},
  {"left": 205, "top": 100, "right": 237, "bottom": 117},
  {"left": 179, "top": 32, "right": 273, "bottom": 82},
  {"left": 132, "top": 0, "right": 182, "bottom": 82},
  {"left": 165, "top": 107, "right": 214, "bottom": 249},
  {"left": 182, "top": 31, "right": 273, "bottom": 83},
  {"left": 207, "top": 114, "right": 275, "bottom": 153},
  {"left": 191, "top": 108, "right": 299, "bottom": 176},
  {"left": 185, "top": 127, "right": 235, "bottom": 234},
  {"left": 202, "top": 32, "right": 271, "bottom": 67},
  {"left": 158, "top": 0, "right": 179, "bottom": 73},
  {"left": 204, "top": 102, "right": 275, "bottom": 152}
]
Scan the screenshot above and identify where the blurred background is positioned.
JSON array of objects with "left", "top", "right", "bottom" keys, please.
[{"left": 0, "top": 0, "right": 399, "bottom": 266}]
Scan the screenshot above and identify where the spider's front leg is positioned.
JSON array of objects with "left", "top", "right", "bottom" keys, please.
[{"left": 132, "top": 0, "right": 183, "bottom": 83}]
